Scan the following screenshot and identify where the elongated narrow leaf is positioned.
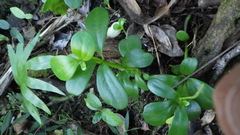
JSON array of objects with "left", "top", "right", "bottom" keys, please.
[
  {"left": 101, "top": 109, "right": 122, "bottom": 126},
  {"left": 118, "top": 35, "right": 142, "bottom": 56},
  {"left": 0, "top": 19, "right": 10, "bottom": 30},
  {"left": 27, "top": 77, "right": 65, "bottom": 96},
  {"left": 51, "top": 55, "right": 79, "bottom": 81},
  {"left": 1, "top": 111, "right": 12, "bottom": 134},
  {"left": 23, "top": 97, "right": 42, "bottom": 125},
  {"left": 97, "top": 64, "right": 128, "bottom": 109},
  {"left": 26, "top": 55, "right": 53, "bottom": 70},
  {"left": 84, "top": 92, "right": 102, "bottom": 110},
  {"left": 10, "top": 7, "right": 26, "bottom": 19},
  {"left": 185, "top": 78, "right": 213, "bottom": 109},
  {"left": 64, "top": 0, "right": 82, "bottom": 9},
  {"left": 86, "top": 7, "right": 109, "bottom": 55},
  {"left": 71, "top": 31, "right": 96, "bottom": 61},
  {"left": 147, "top": 79, "right": 179, "bottom": 99},
  {"left": 10, "top": 27, "right": 24, "bottom": 44},
  {"left": 149, "top": 74, "right": 181, "bottom": 87},
  {"left": 135, "top": 73, "right": 148, "bottom": 90},
  {"left": 66, "top": 59, "right": 96, "bottom": 95},
  {"left": 22, "top": 33, "right": 40, "bottom": 61},
  {"left": 143, "top": 100, "right": 177, "bottom": 126},
  {"left": 180, "top": 57, "right": 198, "bottom": 75},
  {"left": 21, "top": 85, "right": 51, "bottom": 114},
  {"left": 122, "top": 48, "right": 153, "bottom": 68},
  {"left": 168, "top": 104, "right": 188, "bottom": 135}
]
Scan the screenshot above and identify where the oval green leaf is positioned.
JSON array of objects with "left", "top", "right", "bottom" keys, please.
[
  {"left": 97, "top": 64, "right": 128, "bottom": 109},
  {"left": 101, "top": 109, "right": 122, "bottom": 126},
  {"left": 185, "top": 78, "right": 213, "bottom": 109},
  {"left": 86, "top": 7, "right": 109, "bottom": 56},
  {"left": 118, "top": 35, "right": 142, "bottom": 56},
  {"left": 176, "top": 30, "right": 189, "bottom": 41},
  {"left": 50, "top": 55, "right": 79, "bottom": 81},
  {"left": 147, "top": 79, "right": 179, "bottom": 99},
  {"left": 186, "top": 100, "right": 201, "bottom": 120},
  {"left": 92, "top": 112, "right": 102, "bottom": 124},
  {"left": 122, "top": 48, "right": 153, "bottom": 68},
  {"left": 135, "top": 73, "right": 148, "bottom": 90},
  {"left": 10, "top": 7, "right": 26, "bottom": 19},
  {"left": 180, "top": 57, "right": 198, "bottom": 75},
  {"left": 26, "top": 55, "right": 53, "bottom": 70},
  {"left": 71, "top": 31, "right": 96, "bottom": 61},
  {"left": 142, "top": 100, "right": 177, "bottom": 126},
  {"left": 168, "top": 104, "right": 188, "bottom": 135},
  {"left": 149, "top": 74, "right": 181, "bottom": 87},
  {"left": 84, "top": 92, "right": 102, "bottom": 110},
  {"left": 0, "top": 19, "right": 10, "bottom": 30},
  {"left": 171, "top": 64, "right": 181, "bottom": 75},
  {"left": 66, "top": 59, "right": 96, "bottom": 95},
  {"left": 64, "top": 0, "right": 82, "bottom": 9}
]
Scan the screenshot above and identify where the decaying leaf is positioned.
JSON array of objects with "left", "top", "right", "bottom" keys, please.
[
  {"left": 201, "top": 109, "right": 215, "bottom": 126},
  {"left": 115, "top": 113, "right": 126, "bottom": 135},
  {"left": 50, "top": 32, "right": 72, "bottom": 50},
  {"left": 13, "top": 113, "right": 28, "bottom": 134},
  {"left": 198, "top": 0, "right": 221, "bottom": 8},
  {"left": 145, "top": 24, "right": 184, "bottom": 57}
]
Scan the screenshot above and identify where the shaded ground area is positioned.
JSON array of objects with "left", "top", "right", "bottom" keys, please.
[{"left": 1, "top": 0, "right": 237, "bottom": 134}]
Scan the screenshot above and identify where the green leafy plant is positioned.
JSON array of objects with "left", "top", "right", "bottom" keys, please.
[
  {"left": 10, "top": 7, "right": 33, "bottom": 19},
  {"left": 7, "top": 29, "right": 65, "bottom": 125},
  {"left": 42, "top": 0, "right": 83, "bottom": 15},
  {"left": 142, "top": 57, "right": 213, "bottom": 135}
]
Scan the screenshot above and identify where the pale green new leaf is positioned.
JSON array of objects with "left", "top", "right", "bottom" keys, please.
[
  {"left": 10, "top": 7, "right": 26, "bottom": 19},
  {"left": 23, "top": 97, "right": 42, "bottom": 125},
  {"left": 97, "top": 64, "right": 128, "bottom": 109},
  {"left": 27, "top": 77, "right": 65, "bottom": 96},
  {"left": 84, "top": 93, "right": 102, "bottom": 110},
  {"left": 22, "top": 33, "right": 40, "bottom": 61},
  {"left": 26, "top": 55, "right": 53, "bottom": 70},
  {"left": 21, "top": 85, "right": 51, "bottom": 115},
  {"left": 0, "top": 19, "right": 10, "bottom": 30}
]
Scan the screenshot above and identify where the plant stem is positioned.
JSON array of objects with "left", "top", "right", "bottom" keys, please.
[
  {"left": 179, "top": 84, "right": 204, "bottom": 100},
  {"left": 183, "top": 15, "right": 191, "bottom": 59},
  {"left": 91, "top": 57, "right": 138, "bottom": 71}
]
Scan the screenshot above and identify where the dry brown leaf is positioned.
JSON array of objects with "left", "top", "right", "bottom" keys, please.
[
  {"left": 13, "top": 113, "right": 28, "bottom": 135},
  {"left": 201, "top": 110, "right": 215, "bottom": 126}
]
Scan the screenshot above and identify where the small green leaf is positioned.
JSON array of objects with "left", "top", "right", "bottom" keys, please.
[
  {"left": 117, "top": 71, "right": 139, "bottom": 99},
  {"left": 22, "top": 33, "right": 40, "bottom": 61},
  {"left": 147, "top": 79, "right": 179, "bottom": 99},
  {"left": 67, "top": 129, "right": 74, "bottom": 135},
  {"left": 180, "top": 57, "right": 198, "bottom": 75},
  {"left": 23, "top": 98, "right": 42, "bottom": 125},
  {"left": 92, "top": 112, "right": 102, "bottom": 124},
  {"left": 171, "top": 64, "right": 181, "bottom": 75},
  {"left": 97, "top": 64, "right": 128, "bottom": 109},
  {"left": 42, "top": 0, "right": 68, "bottom": 15},
  {"left": 0, "top": 19, "right": 10, "bottom": 30},
  {"left": 122, "top": 48, "right": 153, "bottom": 68},
  {"left": 10, "top": 7, "right": 26, "bottom": 19},
  {"left": 25, "top": 13, "right": 33, "bottom": 19},
  {"left": 64, "top": 0, "right": 82, "bottom": 9},
  {"left": 118, "top": 35, "right": 141, "bottom": 56},
  {"left": 168, "top": 104, "right": 188, "bottom": 135},
  {"left": 84, "top": 93, "right": 102, "bottom": 110},
  {"left": 10, "top": 27, "right": 24, "bottom": 44},
  {"left": 1, "top": 111, "right": 12, "bottom": 134},
  {"left": 142, "top": 100, "right": 177, "bottom": 126},
  {"left": 0, "top": 34, "right": 9, "bottom": 41},
  {"left": 66, "top": 59, "right": 96, "bottom": 95},
  {"left": 26, "top": 55, "right": 53, "bottom": 70},
  {"left": 184, "top": 78, "right": 213, "bottom": 109},
  {"left": 13, "top": 114, "right": 30, "bottom": 123},
  {"left": 50, "top": 55, "right": 79, "bottom": 81},
  {"left": 101, "top": 109, "right": 122, "bottom": 126},
  {"left": 176, "top": 30, "right": 189, "bottom": 42},
  {"left": 149, "top": 74, "right": 181, "bottom": 87},
  {"left": 186, "top": 100, "right": 201, "bottom": 120},
  {"left": 71, "top": 31, "right": 96, "bottom": 61},
  {"left": 86, "top": 7, "right": 109, "bottom": 56},
  {"left": 135, "top": 73, "right": 148, "bottom": 90}
]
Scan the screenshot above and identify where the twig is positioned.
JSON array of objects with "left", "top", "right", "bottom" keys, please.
[{"left": 172, "top": 40, "right": 240, "bottom": 88}]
